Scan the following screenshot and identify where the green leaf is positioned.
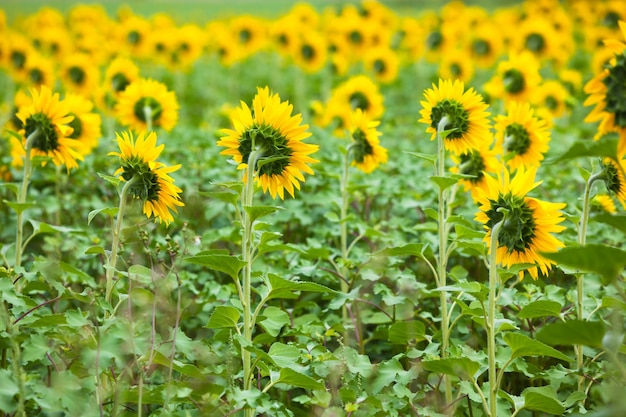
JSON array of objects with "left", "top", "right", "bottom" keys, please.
[
  {"left": 147, "top": 351, "right": 203, "bottom": 378},
  {"left": 243, "top": 205, "right": 284, "bottom": 222},
  {"left": 542, "top": 244, "right": 626, "bottom": 281},
  {"left": 373, "top": 243, "right": 424, "bottom": 258},
  {"left": 522, "top": 386, "right": 564, "bottom": 415},
  {"left": 422, "top": 357, "right": 480, "bottom": 380},
  {"left": 186, "top": 253, "right": 246, "bottom": 281},
  {"left": 128, "top": 264, "right": 154, "bottom": 285},
  {"left": 206, "top": 306, "right": 241, "bottom": 329},
  {"left": 97, "top": 173, "right": 121, "bottom": 188},
  {"left": 430, "top": 175, "right": 458, "bottom": 191},
  {"left": 259, "top": 306, "right": 290, "bottom": 337},
  {"left": 591, "top": 213, "right": 626, "bottom": 236},
  {"left": 198, "top": 190, "right": 239, "bottom": 206},
  {"left": 29, "top": 313, "right": 67, "bottom": 327},
  {"left": 210, "top": 181, "right": 243, "bottom": 194},
  {"left": 371, "top": 358, "right": 405, "bottom": 394},
  {"left": 454, "top": 224, "right": 484, "bottom": 239},
  {"left": 536, "top": 320, "right": 605, "bottom": 347},
  {"left": 268, "top": 342, "right": 300, "bottom": 368},
  {"left": 0, "top": 369, "right": 18, "bottom": 413},
  {"left": 0, "top": 182, "right": 19, "bottom": 198},
  {"left": 504, "top": 332, "right": 572, "bottom": 362},
  {"left": 275, "top": 368, "right": 324, "bottom": 391},
  {"left": 405, "top": 151, "right": 437, "bottom": 164},
  {"left": 3, "top": 200, "right": 35, "bottom": 214},
  {"left": 388, "top": 320, "right": 426, "bottom": 344},
  {"left": 547, "top": 136, "right": 620, "bottom": 164},
  {"left": 518, "top": 300, "right": 563, "bottom": 319},
  {"left": 266, "top": 274, "right": 335, "bottom": 301},
  {"left": 84, "top": 246, "right": 106, "bottom": 255},
  {"left": 88, "top": 207, "right": 118, "bottom": 225}
]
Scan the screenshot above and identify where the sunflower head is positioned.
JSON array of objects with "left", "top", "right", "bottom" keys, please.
[
  {"left": 601, "top": 157, "right": 626, "bottom": 208},
  {"left": 109, "top": 130, "right": 184, "bottom": 225},
  {"left": 218, "top": 86, "right": 319, "bottom": 199},
  {"left": 346, "top": 108, "right": 387, "bottom": 173},
  {"left": 114, "top": 78, "right": 179, "bottom": 132},
  {"left": 419, "top": 79, "right": 491, "bottom": 155}
]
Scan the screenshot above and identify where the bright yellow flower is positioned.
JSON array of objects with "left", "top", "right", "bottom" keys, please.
[
  {"left": 346, "top": 108, "right": 387, "bottom": 174},
  {"left": 115, "top": 78, "right": 179, "bottom": 132}
]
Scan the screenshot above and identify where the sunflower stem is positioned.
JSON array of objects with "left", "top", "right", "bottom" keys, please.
[
  {"left": 241, "top": 149, "right": 263, "bottom": 417},
  {"left": 105, "top": 176, "right": 137, "bottom": 310},
  {"left": 487, "top": 218, "right": 504, "bottom": 417},
  {"left": 575, "top": 171, "right": 602, "bottom": 392},
  {"left": 15, "top": 128, "right": 39, "bottom": 272},
  {"left": 0, "top": 302, "right": 26, "bottom": 417},
  {"left": 435, "top": 116, "right": 453, "bottom": 409}
]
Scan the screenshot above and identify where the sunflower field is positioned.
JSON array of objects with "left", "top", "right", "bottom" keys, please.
[{"left": 1, "top": 0, "right": 626, "bottom": 416}]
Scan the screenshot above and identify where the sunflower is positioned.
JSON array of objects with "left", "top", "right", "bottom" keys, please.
[
  {"left": 23, "top": 52, "right": 55, "bottom": 89},
  {"left": 64, "top": 93, "right": 102, "bottom": 154},
  {"left": 484, "top": 51, "right": 543, "bottom": 105},
  {"left": 330, "top": 75, "right": 385, "bottom": 120},
  {"left": 117, "top": 15, "right": 152, "bottom": 58},
  {"left": 592, "top": 194, "right": 617, "bottom": 214},
  {"left": 438, "top": 47, "right": 475, "bottom": 83},
  {"left": 512, "top": 16, "right": 569, "bottom": 67},
  {"left": 494, "top": 101, "right": 551, "bottom": 170},
  {"left": 228, "top": 15, "right": 269, "bottom": 58},
  {"left": 292, "top": 31, "right": 328, "bottom": 74},
  {"left": 218, "top": 86, "right": 319, "bottom": 199},
  {"left": 419, "top": 78, "right": 491, "bottom": 155},
  {"left": 346, "top": 108, "right": 387, "bottom": 173},
  {"left": 363, "top": 46, "right": 400, "bottom": 84},
  {"left": 584, "top": 20, "right": 626, "bottom": 155},
  {"left": 533, "top": 79, "right": 570, "bottom": 119},
  {"left": 600, "top": 156, "right": 626, "bottom": 209},
  {"left": 15, "top": 85, "right": 84, "bottom": 170},
  {"left": 102, "top": 56, "right": 140, "bottom": 108},
  {"left": 114, "top": 78, "right": 179, "bottom": 132},
  {"left": 59, "top": 53, "right": 100, "bottom": 98},
  {"left": 465, "top": 22, "right": 504, "bottom": 69},
  {"left": 451, "top": 145, "right": 501, "bottom": 202},
  {"left": 3, "top": 32, "right": 33, "bottom": 82},
  {"left": 475, "top": 166, "right": 567, "bottom": 280},
  {"left": 171, "top": 24, "right": 205, "bottom": 71},
  {"left": 109, "top": 130, "right": 184, "bottom": 225}
]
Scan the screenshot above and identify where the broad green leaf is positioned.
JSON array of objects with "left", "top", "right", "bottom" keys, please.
[
  {"left": 422, "top": 357, "right": 480, "bottom": 380},
  {"left": 3, "top": 200, "right": 35, "bottom": 214},
  {"left": 84, "top": 245, "right": 106, "bottom": 255},
  {"left": 371, "top": 358, "right": 405, "bottom": 394},
  {"left": 373, "top": 243, "right": 425, "bottom": 258},
  {"left": 210, "top": 181, "right": 243, "bottom": 194},
  {"left": 504, "top": 332, "right": 572, "bottom": 362},
  {"left": 206, "top": 306, "right": 240, "bottom": 329},
  {"left": 0, "top": 182, "right": 19, "bottom": 197},
  {"left": 275, "top": 368, "right": 324, "bottom": 390},
  {"left": 266, "top": 273, "right": 335, "bottom": 301},
  {"left": 268, "top": 342, "right": 300, "bottom": 368},
  {"left": 29, "top": 313, "right": 67, "bottom": 327},
  {"left": 536, "top": 320, "right": 605, "bottom": 347},
  {"left": 405, "top": 151, "right": 437, "bottom": 164},
  {"left": 197, "top": 190, "right": 239, "bottom": 206},
  {"left": 97, "top": 173, "right": 121, "bottom": 188},
  {"left": 542, "top": 244, "right": 626, "bottom": 281},
  {"left": 455, "top": 224, "right": 484, "bottom": 239},
  {"left": 518, "top": 300, "right": 563, "bottom": 319},
  {"left": 259, "top": 306, "right": 290, "bottom": 337},
  {"left": 186, "top": 253, "right": 246, "bottom": 281},
  {"left": 522, "top": 386, "right": 564, "bottom": 415},
  {"left": 430, "top": 175, "right": 458, "bottom": 191},
  {"left": 602, "top": 296, "right": 626, "bottom": 311},
  {"left": 545, "top": 136, "right": 619, "bottom": 164},
  {"left": 243, "top": 205, "right": 284, "bottom": 222},
  {"left": 88, "top": 207, "right": 118, "bottom": 225},
  {"left": 0, "top": 369, "right": 18, "bottom": 412},
  {"left": 564, "top": 391, "right": 586, "bottom": 408},
  {"left": 388, "top": 320, "right": 426, "bottom": 344},
  {"left": 591, "top": 213, "right": 626, "bottom": 236},
  {"left": 147, "top": 351, "right": 203, "bottom": 378},
  {"left": 128, "top": 264, "right": 154, "bottom": 285}
]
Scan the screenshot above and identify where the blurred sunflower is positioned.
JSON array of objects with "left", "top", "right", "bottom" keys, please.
[
  {"left": 584, "top": 20, "right": 626, "bottom": 154},
  {"left": 451, "top": 145, "right": 501, "bottom": 201},
  {"left": 218, "top": 86, "right": 319, "bottom": 199},
  {"left": 475, "top": 166, "right": 567, "bottom": 280},
  {"left": 494, "top": 101, "right": 551, "bottom": 171},
  {"left": 171, "top": 24, "right": 205, "bottom": 71},
  {"left": 363, "top": 46, "right": 400, "bottom": 84},
  {"left": 438, "top": 47, "right": 475, "bottom": 83},
  {"left": 591, "top": 193, "right": 617, "bottom": 214},
  {"left": 59, "top": 53, "right": 100, "bottom": 98},
  {"left": 346, "top": 108, "right": 387, "bottom": 173},
  {"left": 269, "top": 17, "right": 300, "bottom": 58},
  {"left": 117, "top": 15, "right": 152, "bottom": 58},
  {"left": 23, "top": 52, "right": 56, "bottom": 89},
  {"left": 102, "top": 56, "right": 140, "bottom": 108},
  {"left": 466, "top": 22, "right": 503, "bottom": 69},
  {"left": 15, "top": 85, "right": 83, "bottom": 170},
  {"left": 419, "top": 78, "right": 491, "bottom": 155},
  {"left": 292, "top": 31, "right": 328, "bottom": 74},
  {"left": 109, "top": 130, "right": 184, "bottom": 225},
  {"left": 484, "top": 51, "right": 542, "bottom": 105},
  {"left": 31, "top": 25, "right": 73, "bottom": 60},
  {"left": 64, "top": 93, "right": 102, "bottom": 153},
  {"left": 331, "top": 75, "right": 385, "bottom": 120},
  {"left": 512, "top": 16, "right": 569, "bottom": 66},
  {"left": 115, "top": 78, "right": 179, "bottom": 132},
  {"left": 533, "top": 79, "right": 570, "bottom": 118},
  {"left": 2, "top": 32, "right": 33, "bottom": 82},
  {"left": 229, "top": 15, "right": 268, "bottom": 58}
]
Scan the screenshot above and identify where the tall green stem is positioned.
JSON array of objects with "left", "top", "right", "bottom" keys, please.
[
  {"left": 105, "top": 177, "right": 137, "bottom": 307},
  {"left": 340, "top": 146, "right": 352, "bottom": 346},
  {"left": 15, "top": 129, "right": 38, "bottom": 269},
  {"left": 0, "top": 302, "right": 26, "bottom": 417},
  {"left": 487, "top": 219, "right": 503, "bottom": 417},
  {"left": 241, "top": 149, "right": 262, "bottom": 417},
  {"left": 575, "top": 172, "right": 601, "bottom": 391},
  {"left": 435, "top": 117, "right": 452, "bottom": 407}
]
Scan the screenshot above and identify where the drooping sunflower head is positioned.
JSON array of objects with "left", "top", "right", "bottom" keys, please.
[
  {"left": 494, "top": 101, "right": 551, "bottom": 171},
  {"left": 346, "top": 108, "right": 387, "bottom": 173},
  {"left": 109, "top": 130, "right": 184, "bottom": 225},
  {"left": 15, "top": 85, "right": 85, "bottom": 170},
  {"left": 419, "top": 78, "right": 491, "bottom": 155},
  {"left": 451, "top": 145, "right": 501, "bottom": 201},
  {"left": 218, "top": 86, "right": 319, "bottom": 199},
  {"left": 475, "top": 166, "right": 566, "bottom": 280},
  {"left": 600, "top": 156, "right": 626, "bottom": 209},
  {"left": 114, "top": 78, "right": 179, "bottom": 132}
]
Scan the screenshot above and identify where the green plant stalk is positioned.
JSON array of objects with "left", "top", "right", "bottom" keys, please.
[
  {"left": 487, "top": 219, "right": 503, "bottom": 417},
  {"left": 0, "top": 302, "right": 26, "bottom": 417},
  {"left": 15, "top": 129, "right": 38, "bottom": 269},
  {"left": 435, "top": 117, "right": 452, "bottom": 406},
  {"left": 339, "top": 146, "right": 353, "bottom": 347},
  {"left": 575, "top": 172, "right": 601, "bottom": 392},
  {"left": 241, "top": 149, "right": 262, "bottom": 417},
  {"left": 105, "top": 177, "right": 137, "bottom": 307}
]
